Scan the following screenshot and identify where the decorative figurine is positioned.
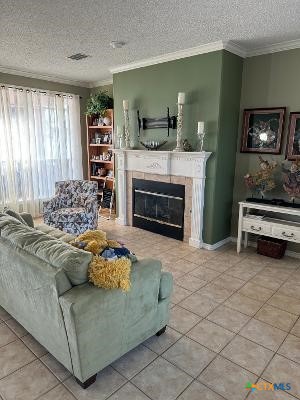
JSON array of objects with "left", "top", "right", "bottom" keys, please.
[
  {"left": 282, "top": 160, "right": 300, "bottom": 202},
  {"left": 183, "top": 139, "right": 193, "bottom": 152},
  {"left": 244, "top": 156, "right": 277, "bottom": 198}
]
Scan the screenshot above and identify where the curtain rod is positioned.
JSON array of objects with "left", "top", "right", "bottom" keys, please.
[{"left": 0, "top": 84, "right": 83, "bottom": 99}]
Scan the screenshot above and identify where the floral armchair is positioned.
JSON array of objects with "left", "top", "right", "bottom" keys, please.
[{"left": 43, "top": 180, "right": 98, "bottom": 234}]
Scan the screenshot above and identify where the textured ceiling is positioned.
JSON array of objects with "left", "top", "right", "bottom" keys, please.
[{"left": 0, "top": 0, "right": 300, "bottom": 86}]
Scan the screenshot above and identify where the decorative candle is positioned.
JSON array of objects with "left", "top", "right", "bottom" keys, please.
[
  {"left": 197, "top": 121, "right": 205, "bottom": 134},
  {"left": 123, "top": 99, "right": 129, "bottom": 110},
  {"left": 177, "top": 92, "right": 185, "bottom": 105}
]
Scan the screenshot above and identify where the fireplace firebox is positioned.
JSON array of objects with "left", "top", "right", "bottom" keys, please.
[{"left": 132, "top": 178, "right": 185, "bottom": 240}]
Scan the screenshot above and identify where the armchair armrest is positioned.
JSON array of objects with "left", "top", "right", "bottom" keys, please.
[
  {"left": 84, "top": 198, "right": 98, "bottom": 213},
  {"left": 43, "top": 196, "right": 60, "bottom": 212},
  {"left": 43, "top": 196, "right": 60, "bottom": 223},
  {"left": 84, "top": 198, "right": 98, "bottom": 228}
]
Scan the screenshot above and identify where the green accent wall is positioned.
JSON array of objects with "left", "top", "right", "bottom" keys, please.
[
  {"left": 231, "top": 49, "right": 300, "bottom": 252},
  {"left": 211, "top": 51, "right": 243, "bottom": 243},
  {"left": 113, "top": 50, "right": 243, "bottom": 244},
  {"left": 0, "top": 72, "right": 90, "bottom": 177}
]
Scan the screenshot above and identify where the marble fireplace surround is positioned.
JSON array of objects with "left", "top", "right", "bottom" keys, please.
[{"left": 114, "top": 150, "right": 211, "bottom": 248}]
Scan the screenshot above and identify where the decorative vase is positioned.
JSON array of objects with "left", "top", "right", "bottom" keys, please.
[{"left": 103, "top": 117, "right": 111, "bottom": 126}]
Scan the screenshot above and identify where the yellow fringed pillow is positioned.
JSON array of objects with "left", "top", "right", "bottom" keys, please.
[{"left": 88, "top": 256, "right": 131, "bottom": 292}]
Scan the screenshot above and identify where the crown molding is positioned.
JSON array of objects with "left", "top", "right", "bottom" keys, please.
[
  {"left": 1, "top": 38, "right": 300, "bottom": 87},
  {"left": 109, "top": 38, "right": 300, "bottom": 74},
  {"left": 246, "top": 38, "right": 300, "bottom": 57},
  {"left": 89, "top": 78, "right": 113, "bottom": 88},
  {"left": 223, "top": 41, "right": 247, "bottom": 58},
  {"left": 0, "top": 65, "right": 90, "bottom": 88},
  {"left": 110, "top": 40, "right": 238, "bottom": 74}
]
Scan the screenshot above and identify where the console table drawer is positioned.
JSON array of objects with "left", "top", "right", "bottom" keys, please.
[
  {"left": 243, "top": 219, "right": 271, "bottom": 235},
  {"left": 272, "top": 226, "right": 300, "bottom": 242}
]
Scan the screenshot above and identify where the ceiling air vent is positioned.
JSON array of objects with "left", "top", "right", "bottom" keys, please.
[{"left": 67, "top": 53, "right": 90, "bottom": 61}]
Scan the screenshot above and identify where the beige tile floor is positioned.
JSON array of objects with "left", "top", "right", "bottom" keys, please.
[{"left": 1, "top": 219, "right": 300, "bottom": 399}]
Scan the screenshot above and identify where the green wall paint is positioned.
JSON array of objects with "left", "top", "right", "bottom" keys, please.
[
  {"left": 211, "top": 51, "right": 243, "bottom": 243},
  {"left": 0, "top": 72, "right": 90, "bottom": 177},
  {"left": 231, "top": 49, "right": 300, "bottom": 251},
  {"left": 113, "top": 50, "right": 243, "bottom": 244}
]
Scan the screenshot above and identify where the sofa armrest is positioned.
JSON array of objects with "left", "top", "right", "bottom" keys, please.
[
  {"left": 59, "top": 258, "right": 164, "bottom": 382},
  {"left": 159, "top": 272, "right": 173, "bottom": 300},
  {"left": 20, "top": 212, "right": 34, "bottom": 228}
]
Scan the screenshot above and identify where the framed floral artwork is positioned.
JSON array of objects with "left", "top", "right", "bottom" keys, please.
[
  {"left": 286, "top": 112, "right": 300, "bottom": 160},
  {"left": 240, "top": 107, "right": 286, "bottom": 154}
]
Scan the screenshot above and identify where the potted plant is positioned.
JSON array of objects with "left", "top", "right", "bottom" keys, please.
[{"left": 86, "top": 91, "right": 113, "bottom": 125}]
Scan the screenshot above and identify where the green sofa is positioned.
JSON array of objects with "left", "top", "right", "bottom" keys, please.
[{"left": 0, "top": 213, "right": 173, "bottom": 388}]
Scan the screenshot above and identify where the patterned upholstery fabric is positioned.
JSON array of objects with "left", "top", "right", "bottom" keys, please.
[{"left": 43, "top": 180, "right": 98, "bottom": 234}]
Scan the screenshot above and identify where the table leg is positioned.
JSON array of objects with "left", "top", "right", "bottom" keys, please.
[
  {"left": 244, "top": 232, "right": 248, "bottom": 248},
  {"left": 237, "top": 204, "right": 243, "bottom": 253}
]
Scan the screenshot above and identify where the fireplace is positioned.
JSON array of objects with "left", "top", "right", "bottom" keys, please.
[
  {"left": 114, "top": 150, "right": 211, "bottom": 248},
  {"left": 132, "top": 179, "right": 185, "bottom": 240}
]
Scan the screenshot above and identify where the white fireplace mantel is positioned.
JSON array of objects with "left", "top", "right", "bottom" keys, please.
[{"left": 114, "top": 149, "right": 211, "bottom": 248}]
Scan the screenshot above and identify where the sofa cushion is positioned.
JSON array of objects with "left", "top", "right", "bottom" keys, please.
[
  {"left": 0, "top": 214, "right": 22, "bottom": 230},
  {"left": 1, "top": 222, "right": 92, "bottom": 286},
  {"left": 52, "top": 207, "right": 87, "bottom": 223},
  {"left": 36, "top": 223, "right": 75, "bottom": 243}
]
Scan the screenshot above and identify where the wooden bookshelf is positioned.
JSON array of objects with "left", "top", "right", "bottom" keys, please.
[{"left": 86, "top": 109, "right": 114, "bottom": 200}]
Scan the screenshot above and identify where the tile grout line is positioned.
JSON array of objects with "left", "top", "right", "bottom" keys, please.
[
  {"left": 167, "top": 251, "right": 300, "bottom": 399},
  {"left": 1, "top": 243, "right": 300, "bottom": 400},
  {"left": 0, "top": 326, "right": 74, "bottom": 400}
]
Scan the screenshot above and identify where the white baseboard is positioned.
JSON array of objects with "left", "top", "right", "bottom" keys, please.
[
  {"left": 202, "top": 237, "right": 232, "bottom": 251},
  {"left": 231, "top": 236, "right": 300, "bottom": 259},
  {"left": 189, "top": 238, "right": 202, "bottom": 248}
]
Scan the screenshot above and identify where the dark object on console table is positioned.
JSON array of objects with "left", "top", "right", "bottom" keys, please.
[
  {"left": 246, "top": 197, "right": 300, "bottom": 208},
  {"left": 257, "top": 236, "right": 287, "bottom": 259}
]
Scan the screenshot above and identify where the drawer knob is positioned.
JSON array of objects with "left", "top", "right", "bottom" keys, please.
[
  {"left": 251, "top": 225, "right": 262, "bottom": 232},
  {"left": 282, "top": 231, "right": 294, "bottom": 238}
]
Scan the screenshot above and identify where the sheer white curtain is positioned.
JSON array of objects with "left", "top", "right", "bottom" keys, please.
[{"left": 0, "top": 85, "right": 83, "bottom": 216}]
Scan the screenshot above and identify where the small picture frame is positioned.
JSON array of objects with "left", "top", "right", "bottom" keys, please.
[
  {"left": 286, "top": 112, "right": 300, "bottom": 160},
  {"left": 240, "top": 107, "right": 286, "bottom": 154}
]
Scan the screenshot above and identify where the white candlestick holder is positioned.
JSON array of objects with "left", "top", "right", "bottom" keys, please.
[
  {"left": 117, "top": 128, "right": 124, "bottom": 149},
  {"left": 197, "top": 131, "right": 206, "bottom": 152},
  {"left": 173, "top": 103, "right": 184, "bottom": 152},
  {"left": 123, "top": 108, "right": 131, "bottom": 149}
]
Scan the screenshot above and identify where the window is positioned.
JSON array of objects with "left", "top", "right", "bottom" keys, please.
[{"left": 0, "top": 85, "right": 83, "bottom": 216}]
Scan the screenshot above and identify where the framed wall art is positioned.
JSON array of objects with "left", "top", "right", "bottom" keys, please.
[
  {"left": 240, "top": 107, "right": 286, "bottom": 154},
  {"left": 286, "top": 112, "right": 300, "bottom": 160}
]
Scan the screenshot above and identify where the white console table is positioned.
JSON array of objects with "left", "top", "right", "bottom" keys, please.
[{"left": 237, "top": 201, "right": 300, "bottom": 253}]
